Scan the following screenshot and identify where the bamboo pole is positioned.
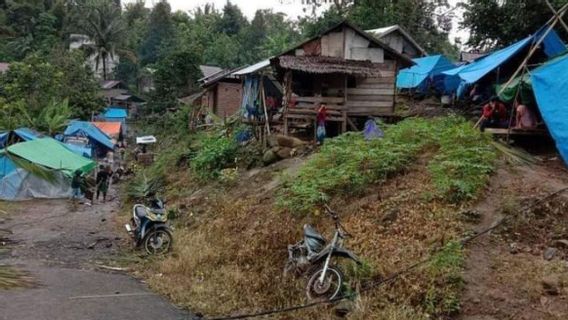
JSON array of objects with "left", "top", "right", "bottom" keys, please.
[
  {"left": 497, "top": 4, "right": 568, "bottom": 93},
  {"left": 545, "top": 0, "right": 568, "bottom": 34},
  {"left": 260, "top": 75, "right": 271, "bottom": 136},
  {"left": 505, "top": 67, "right": 528, "bottom": 144},
  {"left": 474, "top": 3, "right": 568, "bottom": 129}
]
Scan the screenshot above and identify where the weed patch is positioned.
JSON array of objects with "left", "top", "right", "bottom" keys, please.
[
  {"left": 190, "top": 134, "right": 238, "bottom": 181},
  {"left": 278, "top": 117, "right": 497, "bottom": 214}
]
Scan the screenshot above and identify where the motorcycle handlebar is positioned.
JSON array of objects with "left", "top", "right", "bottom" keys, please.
[
  {"left": 323, "top": 204, "right": 339, "bottom": 220},
  {"left": 323, "top": 204, "right": 352, "bottom": 237}
]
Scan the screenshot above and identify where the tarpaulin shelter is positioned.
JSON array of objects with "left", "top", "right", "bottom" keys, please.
[
  {"left": 64, "top": 121, "right": 115, "bottom": 156},
  {"left": 531, "top": 54, "right": 568, "bottom": 165},
  {"left": 396, "top": 55, "right": 457, "bottom": 94},
  {"left": 103, "top": 107, "right": 127, "bottom": 121},
  {"left": 443, "top": 28, "right": 566, "bottom": 97},
  {"left": 0, "top": 138, "right": 95, "bottom": 200},
  {"left": 101, "top": 107, "right": 127, "bottom": 135},
  {"left": 496, "top": 73, "right": 533, "bottom": 103},
  {"left": 92, "top": 121, "right": 122, "bottom": 140},
  {"left": 0, "top": 128, "right": 41, "bottom": 149}
]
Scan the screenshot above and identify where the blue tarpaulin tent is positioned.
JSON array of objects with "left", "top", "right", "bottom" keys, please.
[
  {"left": 101, "top": 107, "right": 127, "bottom": 135},
  {"left": 103, "top": 107, "right": 127, "bottom": 120},
  {"left": 64, "top": 121, "right": 115, "bottom": 152},
  {"left": 531, "top": 54, "right": 568, "bottom": 165},
  {"left": 443, "top": 29, "right": 566, "bottom": 97},
  {"left": 396, "top": 55, "right": 457, "bottom": 93},
  {"left": 0, "top": 128, "right": 41, "bottom": 148}
]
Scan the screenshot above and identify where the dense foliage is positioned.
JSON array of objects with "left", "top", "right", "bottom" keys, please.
[
  {"left": 278, "top": 117, "right": 497, "bottom": 214},
  {"left": 460, "top": 0, "right": 568, "bottom": 49}
]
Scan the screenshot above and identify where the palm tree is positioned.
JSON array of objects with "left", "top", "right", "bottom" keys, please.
[{"left": 72, "top": 0, "right": 128, "bottom": 80}]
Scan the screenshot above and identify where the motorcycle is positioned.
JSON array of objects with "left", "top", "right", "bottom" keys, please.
[
  {"left": 285, "top": 204, "right": 361, "bottom": 301},
  {"left": 125, "top": 198, "right": 173, "bottom": 255}
]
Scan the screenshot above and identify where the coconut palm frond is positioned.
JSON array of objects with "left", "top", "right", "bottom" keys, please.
[{"left": 491, "top": 140, "right": 538, "bottom": 166}]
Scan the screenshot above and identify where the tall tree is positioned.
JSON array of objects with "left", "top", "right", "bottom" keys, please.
[
  {"left": 139, "top": 0, "right": 174, "bottom": 65},
  {"left": 461, "top": 0, "right": 568, "bottom": 49},
  {"left": 218, "top": 1, "right": 248, "bottom": 36},
  {"left": 71, "top": 0, "right": 126, "bottom": 80}
]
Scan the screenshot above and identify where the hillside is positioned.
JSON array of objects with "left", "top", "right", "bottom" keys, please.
[{"left": 115, "top": 116, "right": 568, "bottom": 319}]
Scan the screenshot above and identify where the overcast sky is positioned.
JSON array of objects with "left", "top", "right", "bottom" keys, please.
[{"left": 127, "top": 0, "right": 469, "bottom": 47}]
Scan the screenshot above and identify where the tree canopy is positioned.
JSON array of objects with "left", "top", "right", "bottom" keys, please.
[
  {"left": 460, "top": 0, "right": 568, "bottom": 49},
  {"left": 6, "top": 0, "right": 552, "bottom": 118}
]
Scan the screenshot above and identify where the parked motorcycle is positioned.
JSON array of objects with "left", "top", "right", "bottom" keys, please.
[
  {"left": 285, "top": 204, "right": 361, "bottom": 301},
  {"left": 125, "top": 198, "right": 173, "bottom": 255}
]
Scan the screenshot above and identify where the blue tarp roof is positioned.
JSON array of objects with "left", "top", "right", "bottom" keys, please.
[
  {"left": 443, "top": 29, "right": 566, "bottom": 85},
  {"left": 63, "top": 143, "right": 92, "bottom": 158},
  {"left": 64, "top": 121, "right": 115, "bottom": 151},
  {"left": 104, "top": 107, "right": 127, "bottom": 119},
  {"left": 531, "top": 54, "right": 568, "bottom": 166},
  {"left": 0, "top": 127, "right": 41, "bottom": 149},
  {"left": 453, "top": 36, "right": 532, "bottom": 84},
  {"left": 0, "top": 154, "right": 17, "bottom": 179},
  {"left": 397, "top": 55, "right": 457, "bottom": 91},
  {"left": 14, "top": 128, "right": 41, "bottom": 141}
]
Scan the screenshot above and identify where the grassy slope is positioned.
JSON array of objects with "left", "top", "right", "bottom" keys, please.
[{"left": 126, "top": 117, "right": 498, "bottom": 319}]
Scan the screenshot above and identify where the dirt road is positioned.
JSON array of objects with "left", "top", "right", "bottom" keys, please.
[{"left": 0, "top": 195, "right": 189, "bottom": 320}]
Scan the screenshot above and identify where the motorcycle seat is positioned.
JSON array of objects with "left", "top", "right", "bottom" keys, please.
[
  {"left": 135, "top": 206, "right": 148, "bottom": 219},
  {"left": 303, "top": 224, "right": 326, "bottom": 254}
]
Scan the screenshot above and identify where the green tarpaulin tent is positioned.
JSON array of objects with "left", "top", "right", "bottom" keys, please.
[
  {"left": 6, "top": 138, "right": 96, "bottom": 176},
  {"left": 496, "top": 73, "right": 533, "bottom": 104}
]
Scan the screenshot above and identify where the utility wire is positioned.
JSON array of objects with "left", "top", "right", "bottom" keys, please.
[{"left": 194, "top": 187, "right": 568, "bottom": 320}]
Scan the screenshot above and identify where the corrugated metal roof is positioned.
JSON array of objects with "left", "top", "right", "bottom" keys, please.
[
  {"left": 101, "top": 80, "right": 122, "bottom": 89},
  {"left": 366, "top": 25, "right": 398, "bottom": 37},
  {"left": 232, "top": 59, "right": 271, "bottom": 76},
  {"left": 200, "top": 65, "right": 224, "bottom": 79},
  {"left": 366, "top": 24, "right": 427, "bottom": 57}
]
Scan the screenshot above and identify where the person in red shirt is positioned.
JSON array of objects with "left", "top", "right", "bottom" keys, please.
[{"left": 480, "top": 97, "right": 508, "bottom": 132}]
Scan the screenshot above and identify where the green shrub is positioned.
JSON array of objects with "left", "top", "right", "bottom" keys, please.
[
  {"left": 428, "top": 118, "right": 497, "bottom": 203},
  {"left": 190, "top": 134, "right": 238, "bottom": 181},
  {"left": 424, "top": 241, "right": 465, "bottom": 316},
  {"left": 277, "top": 117, "right": 497, "bottom": 215}
]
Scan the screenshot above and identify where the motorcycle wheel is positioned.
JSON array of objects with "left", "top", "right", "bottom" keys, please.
[
  {"left": 143, "top": 229, "right": 173, "bottom": 255},
  {"left": 305, "top": 266, "right": 343, "bottom": 301}
]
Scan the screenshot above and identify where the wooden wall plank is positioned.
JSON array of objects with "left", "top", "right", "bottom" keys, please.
[
  {"left": 348, "top": 88, "right": 394, "bottom": 95},
  {"left": 357, "top": 83, "right": 395, "bottom": 90},
  {"left": 296, "top": 96, "right": 345, "bottom": 104},
  {"left": 347, "top": 100, "right": 393, "bottom": 108},
  {"left": 348, "top": 94, "right": 394, "bottom": 102},
  {"left": 358, "top": 77, "right": 395, "bottom": 84}
]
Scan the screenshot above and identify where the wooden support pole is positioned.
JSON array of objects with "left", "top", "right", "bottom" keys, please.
[
  {"left": 475, "top": 4, "right": 568, "bottom": 129},
  {"left": 546, "top": 0, "right": 568, "bottom": 34},
  {"left": 260, "top": 75, "right": 271, "bottom": 136},
  {"left": 497, "top": 4, "right": 568, "bottom": 94}
]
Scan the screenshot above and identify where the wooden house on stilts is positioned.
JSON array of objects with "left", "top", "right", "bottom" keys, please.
[{"left": 270, "top": 21, "right": 414, "bottom": 135}]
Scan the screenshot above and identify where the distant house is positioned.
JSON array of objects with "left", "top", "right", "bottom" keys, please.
[
  {"left": 366, "top": 25, "right": 427, "bottom": 58},
  {"left": 99, "top": 80, "right": 145, "bottom": 115},
  {"left": 198, "top": 65, "right": 243, "bottom": 118},
  {"left": 271, "top": 21, "right": 413, "bottom": 135},
  {"left": 70, "top": 34, "right": 120, "bottom": 79}
]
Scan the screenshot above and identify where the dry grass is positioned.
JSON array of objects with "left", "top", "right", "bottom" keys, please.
[
  {"left": 0, "top": 266, "right": 34, "bottom": 290},
  {"left": 128, "top": 159, "right": 471, "bottom": 319}
]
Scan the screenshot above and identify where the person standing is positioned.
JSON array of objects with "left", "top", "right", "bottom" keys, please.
[
  {"left": 96, "top": 165, "right": 111, "bottom": 203},
  {"left": 71, "top": 170, "right": 83, "bottom": 200},
  {"left": 316, "top": 104, "right": 327, "bottom": 144}
]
